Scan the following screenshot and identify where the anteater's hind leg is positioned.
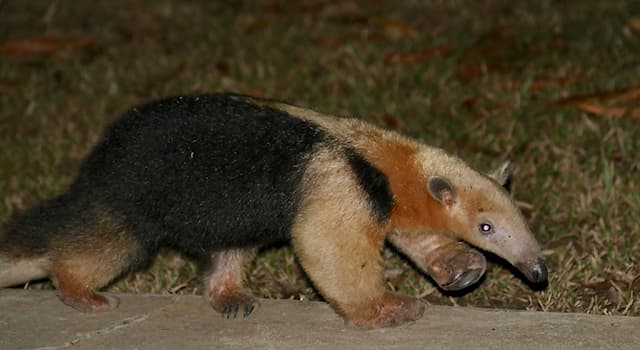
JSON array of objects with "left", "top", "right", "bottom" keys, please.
[
  {"left": 49, "top": 208, "right": 143, "bottom": 313},
  {"left": 204, "top": 248, "right": 258, "bottom": 318}
]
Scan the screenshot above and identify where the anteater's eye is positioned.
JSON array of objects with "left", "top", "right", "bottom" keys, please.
[{"left": 479, "top": 222, "right": 493, "bottom": 234}]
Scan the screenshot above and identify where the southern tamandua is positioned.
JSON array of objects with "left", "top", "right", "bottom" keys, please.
[{"left": 0, "top": 93, "right": 547, "bottom": 328}]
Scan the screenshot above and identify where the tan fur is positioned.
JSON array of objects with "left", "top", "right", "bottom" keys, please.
[
  {"left": 49, "top": 206, "right": 140, "bottom": 312},
  {"left": 254, "top": 97, "right": 462, "bottom": 234},
  {"left": 245, "top": 99, "right": 459, "bottom": 234},
  {"left": 291, "top": 146, "right": 424, "bottom": 328},
  {"left": 292, "top": 147, "right": 385, "bottom": 309}
]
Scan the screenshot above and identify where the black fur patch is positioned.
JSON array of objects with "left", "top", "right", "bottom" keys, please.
[
  {"left": 64, "top": 94, "right": 328, "bottom": 258},
  {"left": 344, "top": 148, "right": 394, "bottom": 223},
  {"left": 2, "top": 94, "right": 397, "bottom": 268}
]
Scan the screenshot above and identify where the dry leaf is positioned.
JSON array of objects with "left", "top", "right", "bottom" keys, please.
[
  {"left": 583, "top": 279, "right": 625, "bottom": 291},
  {"left": 456, "top": 63, "right": 505, "bottom": 83},
  {"left": 554, "top": 86, "right": 640, "bottom": 106},
  {"left": 528, "top": 76, "right": 578, "bottom": 93},
  {"left": 627, "top": 16, "right": 640, "bottom": 31},
  {"left": 375, "top": 114, "right": 405, "bottom": 130},
  {"left": 575, "top": 101, "right": 640, "bottom": 119},
  {"left": 371, "top": 16, "right": 418, "bottom": 39},
  {"left": 604, "top": 87, "right": 640, "bottom": 104},
  {"left": 243, "top": 18, "right": 275, "bottom": 34},
  {"left": 238, "top": 88, "right": 265, "bottom": 98},
  {"left": 554, "top": 86, "right": 640, "bottom": 119},
  {"left": 0, "top": 36, "right": 94, "bottom": 56},
  {"left": 383, "top": 44, "right": 452, "bottom": 65}
]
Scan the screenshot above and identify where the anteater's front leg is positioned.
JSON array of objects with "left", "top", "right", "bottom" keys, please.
[
  {"left": 293, "top": 197, "right": 425, "bottom": 328},
  {"left": 204, "top": 248, "right": 258, "bottom": 318},
  {"left": 389, "top": 232, "right": 486, "bottom": 291},
  {"left": 292, "top": 220, "right": 425, "bottom": 329},
  {"left": 291, "top": 148, "right": 424, "bottom": 328}
]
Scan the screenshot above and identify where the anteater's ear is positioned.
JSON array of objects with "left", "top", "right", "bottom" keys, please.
[
  {"left": 428, "top": 176, "right": 455, "bottom": 207},
  {"left": 488, "top": 161, "right": 511, "bottom": 187}
]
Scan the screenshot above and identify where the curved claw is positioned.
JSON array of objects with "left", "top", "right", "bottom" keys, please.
[
  {"left": 440, "top": 267, "right": 485, "bottom": 291},
  {"left": 243, "top": 303, "right": 255, "bottom": 317},
  {"left": 211, "top": 292, "right": 259, "bottom": 319},
  {"left": 223, "top": 303, "right": 241, "bottom": 318},
  {"left": 428, "top": 246, "right": 487, "bottom": 291}
]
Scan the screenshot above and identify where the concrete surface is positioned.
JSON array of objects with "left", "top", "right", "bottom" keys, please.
[{"left": 0, "top": 289, "right": 638, "bottom": 350}]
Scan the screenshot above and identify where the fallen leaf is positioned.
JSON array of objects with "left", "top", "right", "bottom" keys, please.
[
  {"left": 604, "top": 87, "right": 640, "bottom": 104},
  {"left": 371, "top": 16, "right": 418, "bottom": 39},
  {"left": 627, "top": 16, "right": 640, "bottom": 31},
  {"left": 238, "top": 88, "right": 265, "bottom": 98},
  {"left": 215, "top": 61, "right": 230, "bottom": 74},
  {"left": 0, "top": 36, "right": 94, "bottom": 56},
  {"left": 460, "top": 96, "right": 479, "bottom": 111},
  {"left": 243, "top": 18, "right": 275, "bottom": 34},
  {"left": 528, "top": 76, "right": 578, "bottom": 93},
  {"left": 553, "top": 86, "right": 640, "bottom": 106},
  {"left": 383, "top": 44, "right": 452, "bottom": 65},
  {"left": 554, "top": 86, "right": 640, "bottom": 119},
  {"left": 456, "top": 62, "right": 505, "bottom": 83},
  {"left": 575, "top": 101, "right": 640, "bottom": 119},
  {"left": 375, "top": 114, "right": 405, "bottom": 130},
  {"left": 583, "top": 279, "right": 625, "bottom": 291},
  {"left": 316, "top": 32, "right": 359, "bottom": 49}
]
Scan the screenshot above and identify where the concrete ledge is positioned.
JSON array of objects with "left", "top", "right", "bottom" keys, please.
[{"left": 1, "top": 289, "right": 638, "bottom": 350}]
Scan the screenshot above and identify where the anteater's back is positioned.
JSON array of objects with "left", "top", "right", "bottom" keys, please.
[
  {"left": 73, "top": 94, "right": 329, "bottom": 255},
  {"left": 0, "top": 94, "right": 329, "bottom": 291}
]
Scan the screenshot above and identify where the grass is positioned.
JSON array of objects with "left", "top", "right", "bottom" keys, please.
[{"left": 1, "top": 0, "right": 639, "bottom": 316}]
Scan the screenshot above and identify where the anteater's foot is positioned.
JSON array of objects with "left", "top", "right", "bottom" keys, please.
[
  {"left": 348, "top": 292, "right": 426, "bottom": 329},
  {"left": 59, "top": 292, "right": 120, "bottom": 313},
  {"left": 429, "top": 244, "right": 486, "bottom": 291},
  {"left": 209, "top": 291, "right": 259, "bottom": 318}
]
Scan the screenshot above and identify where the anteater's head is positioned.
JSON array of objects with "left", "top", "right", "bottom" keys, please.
[{"left": 415, "top": 151, "right": 547, "bottom": 285}]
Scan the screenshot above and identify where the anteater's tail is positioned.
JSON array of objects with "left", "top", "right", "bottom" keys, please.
[
  {"left": 0, "top": 255, "right": 50, "bottom": 288},
  {"left": 0, "top": 196, "right": 71, "bottom": 288}
]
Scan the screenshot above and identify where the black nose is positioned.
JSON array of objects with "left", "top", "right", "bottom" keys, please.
[{"left": 530, "top": 258, "right": 548, "bottom": 283}]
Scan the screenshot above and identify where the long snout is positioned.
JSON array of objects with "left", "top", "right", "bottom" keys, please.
[{"left": 515, "top": 257, "right": 548, "bottom": 284}]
